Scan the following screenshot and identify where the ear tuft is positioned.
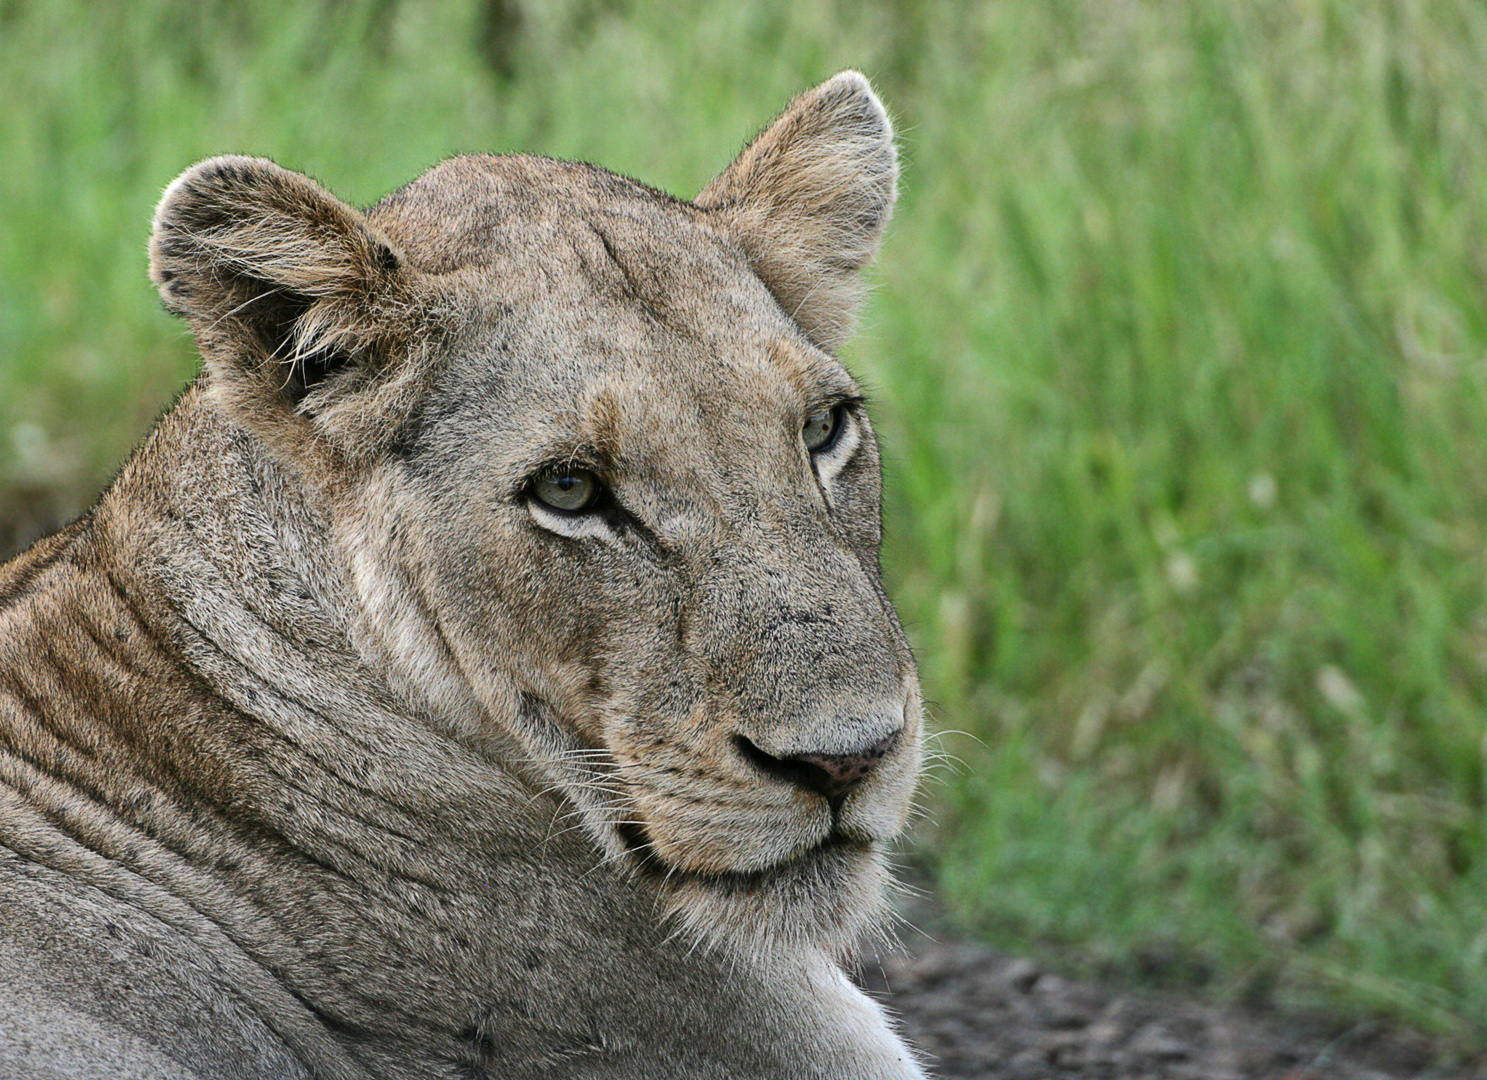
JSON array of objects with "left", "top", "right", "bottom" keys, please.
[
  {"left": 697, "top": 71, "right": 898, "bottom": 351},
  {"left": 149, "top": 156, "right": 410, "bottom": 402}
]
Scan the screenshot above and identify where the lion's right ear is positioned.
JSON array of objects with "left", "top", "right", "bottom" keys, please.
[
  {"left": 696, "top": 72, "right": 898, "bottom": 352},
  {"left": 150, "top": 156, "right": 414, "bottom": 408}
]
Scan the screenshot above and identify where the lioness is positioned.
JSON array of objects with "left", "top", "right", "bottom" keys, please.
[{"left": 0, "top": 72, "right": 925, "bottom": 1079}]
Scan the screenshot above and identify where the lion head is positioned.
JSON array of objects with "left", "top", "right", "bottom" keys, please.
[{"left": 148, "top": 71, "right": 921, "bottom": 960}]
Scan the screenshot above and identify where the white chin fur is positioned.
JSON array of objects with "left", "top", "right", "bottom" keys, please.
[{"left": 658, "top": 842, "right": 891, "bottom": 963}]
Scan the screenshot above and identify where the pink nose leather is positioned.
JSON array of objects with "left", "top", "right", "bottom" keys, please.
[{"left": 787, "top": 730, "right": 901, "bottom": 803}]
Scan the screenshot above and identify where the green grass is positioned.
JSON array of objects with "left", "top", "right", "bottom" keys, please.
[{"left": 4, "top": 0, "right": 1487, "bottom": 1049}]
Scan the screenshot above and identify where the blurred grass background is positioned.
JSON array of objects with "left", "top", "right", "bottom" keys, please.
[{"left": 3, "top": 0, "right": 1486, "bottom": 1050}]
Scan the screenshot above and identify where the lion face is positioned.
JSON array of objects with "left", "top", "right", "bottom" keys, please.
[{"left": 148, "top": 73, "right": 918, "bottom": 956}]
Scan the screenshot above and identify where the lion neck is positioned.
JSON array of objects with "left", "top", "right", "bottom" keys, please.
[{"left": 90, "top": 391, "right": 538, "bottom": 850}]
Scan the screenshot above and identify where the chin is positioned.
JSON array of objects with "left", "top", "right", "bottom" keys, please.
[{"left": 636, "top": 831, "right": 894, "bottom": 962}]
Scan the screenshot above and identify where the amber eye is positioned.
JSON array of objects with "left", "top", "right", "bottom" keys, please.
[
  {"left": 531, "top": 468, "right": 603, "bottom": 513},
  {"left": 802, "top": 405, "right": 845, "bottom": 453}
]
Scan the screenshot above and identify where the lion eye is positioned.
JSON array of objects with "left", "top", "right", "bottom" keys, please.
[
  {"left": 803, "top": 405, "right": 844, "bottom": 453},
  {"left": 531, "top": 468, "right": 603, "bottom": 513}
]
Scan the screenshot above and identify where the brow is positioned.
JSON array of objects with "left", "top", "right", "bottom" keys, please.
[{"left": 767, "top": 339, "right": 859, "bottom": 403}]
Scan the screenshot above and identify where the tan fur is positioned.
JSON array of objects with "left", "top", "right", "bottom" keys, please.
[{"left": 0, "top": 73, "right": 924, "bottom": 1079}]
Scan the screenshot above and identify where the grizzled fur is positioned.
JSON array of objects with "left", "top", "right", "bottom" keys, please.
[{"left": 0, "top": 72, "right": 925, "bottom": 1079}]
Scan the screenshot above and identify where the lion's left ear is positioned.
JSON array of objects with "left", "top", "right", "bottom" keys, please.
[
  {"left": 696, "top": 71, "right": 898, "bottom": 352},
  {"left": 150, "top": 156, "right": 429, "bottom": 467}
]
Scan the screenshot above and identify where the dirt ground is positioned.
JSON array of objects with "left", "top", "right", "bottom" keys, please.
[
  {"left": 860, "top": 898, "right": 1482, "bottom": 1080},
  {"left": 0, "top": 487, "right": 75, "bottom": 565}
]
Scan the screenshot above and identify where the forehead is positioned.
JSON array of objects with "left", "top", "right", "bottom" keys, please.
[
  {"left": 372, "top": 152, "right": 788, "bottom": 357},
  {"left": 450, "top": 308, "right": 857, "bottom": 484},
  {"left": 378, "top": 154, "right": 859, "bottom": 458},
  {"left": 370, "top": 153, "right": 726, "bottom": 279}
]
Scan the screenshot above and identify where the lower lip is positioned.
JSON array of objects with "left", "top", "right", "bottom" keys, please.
[{"left": 618, "top": 821, "right": 871, "bottom": 888}]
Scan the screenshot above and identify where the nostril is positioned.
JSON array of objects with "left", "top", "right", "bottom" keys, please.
[
  {"left": 733, "top": 729, "right": 901, "bottom": 804},
  {"left": 733, "top": 735, "right": 836, "bottom": 797}
]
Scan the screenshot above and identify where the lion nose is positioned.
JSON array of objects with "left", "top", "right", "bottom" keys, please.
[{"left": 735, "top": 730, "right": 901, "bottom": 804}]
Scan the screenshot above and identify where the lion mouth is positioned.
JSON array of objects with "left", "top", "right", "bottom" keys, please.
[{"left": 614, "top": 820, "right": 870, "bottom": 894}]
